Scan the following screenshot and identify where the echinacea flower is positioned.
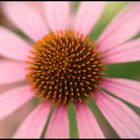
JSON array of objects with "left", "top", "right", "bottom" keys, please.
[{"left": 0, "top": 1, "right": 140, "bottom": 138}]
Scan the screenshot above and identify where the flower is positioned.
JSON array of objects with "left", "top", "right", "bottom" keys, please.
[{"left": 0, "top": 1, "right": 140, "bottom": 138}]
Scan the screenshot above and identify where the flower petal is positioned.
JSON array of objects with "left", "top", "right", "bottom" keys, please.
[
  {"left": 74, "top": 2, "right": 106, "bottom": 35},
  {"left": 76, "top": 103, "right": 104, "bottom": 138},
  {"left": 0, "top": 27, "right": 31, "bottom": 61},
  {"left": 95, "top": 90, "right": 140, "bottom": 138},
  {"left": 44, "top": 2, "right": 70, "bottom": 32},
  {"left": 3, "top": 2, "right": 48, "bottom": 41},
  {"left": 27, "top": 2, "right": 45, "bottom": 16},
  {"left": 45, "top": 105, "right": 69, "bottom": 138},
  {"left": 98, "top": 4, "right": 140, "bottom": 52},
  {"left": 13, "top": 102, "right": 50, "bottom": 138},
  {"left": 0, "top": 85, "right": 33, "bottom": 121},
  {"left": 0, "top": 60, "right": 26, "bottom": 84},
  {"left": 103, "top": 39, "right": 140, "bottom": 64},
  {"left": 101, "top": 78, "right": 140, "bottom": 108}
]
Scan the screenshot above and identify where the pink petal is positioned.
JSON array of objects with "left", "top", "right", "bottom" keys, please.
[
  {"left": 103, "top": 39, "right": 140, "bottom": 64},
  {"left": 98, "top": 4, "right": 140, "bottom": 52},
  {"left": 95, "top": 90, "right": 140, "bottom": 138},
  {"left": 0, "top": 60, "right": 26, "bottom": 84},
  {"left": 76, "top": 103, "right": 104, "bottom": 138},
  {"left": 27, "top": 2, "right": 48, "bottom": 25},
  {"left": 0, "top": 27, "right": 31, "bottom": 61},
  {"left": 13, "top": 102, "right": 51, "bottom": 138},
  {"left": 44, "top": 2, "right": 70, "bottom": 32},
  {"left": 27, "top": 2, "right": 45, "bottom": 16},
  {"left": 3, "top": 2, "right": 48, "bottom": 41},
  {"left": 0, "top": 85, "right": 33, "bottom": 121},
  {"left": 101, "top": 78, "right": 140, "bottom": 108},
  {"left": 45, "top": 105, "right": 69, "bottom": 138},
  {"left": 74, "top": 2, "right": 106, "bottom": 35}
]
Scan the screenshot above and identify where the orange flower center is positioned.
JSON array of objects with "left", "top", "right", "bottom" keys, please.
[{"left": 26, "top": 31, "right": 105, "bottom": 105}]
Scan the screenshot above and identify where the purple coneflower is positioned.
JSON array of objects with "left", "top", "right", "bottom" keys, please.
[{"left": 0, "top": 2, "right": 140, "bottom": 138}]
